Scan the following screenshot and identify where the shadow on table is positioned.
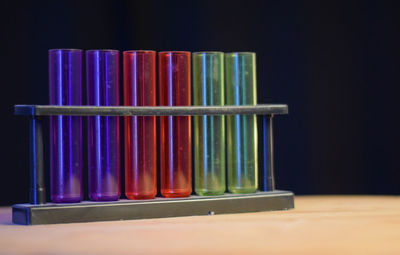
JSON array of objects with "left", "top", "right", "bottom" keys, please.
[{"left": 0, "top": 207, "right": 14, "bottom": 225}]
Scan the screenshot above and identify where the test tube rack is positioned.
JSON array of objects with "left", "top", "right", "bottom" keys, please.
[{"left": 12, "top": 104, "right": 294, "bottom": 225}]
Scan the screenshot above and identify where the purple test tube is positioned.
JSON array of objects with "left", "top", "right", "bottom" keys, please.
[
  {"left": 49, "top": 49, "right": 83, "bottom": 203},
  {"left": 86, "top": 50, "right": 120, "bottom": 201}
]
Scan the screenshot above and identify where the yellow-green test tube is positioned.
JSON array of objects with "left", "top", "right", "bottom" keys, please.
[
  {"left": 193, "top": 52, "right": 226, "bottom": 195},
  {"left": 225, "top": 52, "right": 258, "bottom": 194}
]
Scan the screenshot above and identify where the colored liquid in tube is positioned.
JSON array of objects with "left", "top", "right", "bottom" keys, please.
[
  {"left": 49, "top": 49, "right": 83, "bottom": 203},
  {"left": 123, "top": 50, "right": 157, "bottom": 199},
  {"left": 159, "top": 51, "right": 192, "bottom": 198},
  {"left": 225, "top": 52, "right": 258, "bottom": 194},
  {"left": 192, "top": 52, "right": 226, "bottom": 195},
  {"left": 86, "top": 50, "right": 120, "bottom": 201}
]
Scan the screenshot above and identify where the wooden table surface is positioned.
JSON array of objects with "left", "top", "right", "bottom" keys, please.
[{"left": 0, "top": 196, "right": 399, "bottom": 255}]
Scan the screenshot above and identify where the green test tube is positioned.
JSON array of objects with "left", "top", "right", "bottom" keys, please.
[
  {"left": 225, "top": 52, "right": 258, "bottom": 194},
  {"left": 193, "top": 52, "right": 226, "bottom": 196}
]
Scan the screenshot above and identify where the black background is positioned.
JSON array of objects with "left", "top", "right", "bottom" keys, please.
[{"left": 1, "top": 1, "right": 399, "bottom": 205}]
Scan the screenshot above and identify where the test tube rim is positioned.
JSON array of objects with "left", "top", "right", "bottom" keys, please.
[
  {"left": 48, "top": 49, "right": 83, "bottom": 53},
  {"left": 192, "top": 51, "right": 224, "bottom": 55},
  {"left": 225, "top": 52, "right": 256, "bottom": 56},
  {"left": 86, "top": 49, "right": 119, "bottom": 54},
  {"left": 123, "top": 50, "right": 156, "bottom": 55},
  {"left": 159, "top": 51, "right": 191, "bottom": 55}
]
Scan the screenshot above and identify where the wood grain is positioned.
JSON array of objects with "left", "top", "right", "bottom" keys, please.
[{"left": 0, "top": 196, "right": 399, "bottom": 255}]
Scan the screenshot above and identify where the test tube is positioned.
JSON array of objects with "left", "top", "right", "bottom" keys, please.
[
  {"left": 225, "top": 52, "right": 258, "bottom": 194},
  {"left": 123, "top": 50, "right": 157, "bottom": 199},
  {"left": 49, "top": 49, "right": 83, "bottom": 203},
  {"left": 86, "top": 50, "right": 120, "bottom": 201},
  {"left": 159, "top": 51, "right": 192, "bottom": 198},
  {"left": 192, "top": 52, "right": 226, "bottom": 195}
]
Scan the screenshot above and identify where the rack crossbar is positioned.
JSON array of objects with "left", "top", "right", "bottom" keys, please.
[{"left": 14, "top": 104, "right": 288, "bottom": 116}]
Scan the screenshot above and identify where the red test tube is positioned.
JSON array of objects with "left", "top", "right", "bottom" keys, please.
[
  {"left": 123, "top": 51, "right": 157, "bottom": 199},
  {"left": 159, "top": 51, "right": 192, "bottom": 198}
]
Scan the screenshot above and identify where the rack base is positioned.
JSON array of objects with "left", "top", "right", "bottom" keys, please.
[{"left": 12, "top": 190, "right": 294, "bottom": 225}]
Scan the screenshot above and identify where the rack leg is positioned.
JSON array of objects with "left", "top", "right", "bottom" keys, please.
[
  {"left": 29, "top": 116, "right": 46, "bottom": 204},
  {"left": 262, "top": 115, "right": 275, "bottom": 191}
]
